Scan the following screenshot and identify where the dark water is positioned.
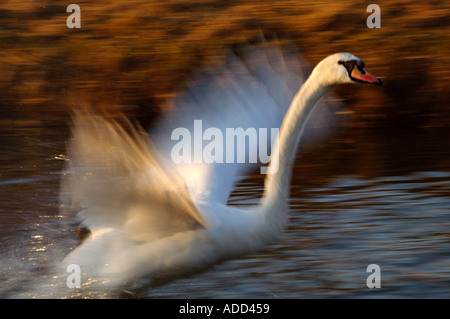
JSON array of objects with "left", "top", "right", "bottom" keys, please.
[{"left": 1, "top": 121, "right": 450, "bottom": 298}]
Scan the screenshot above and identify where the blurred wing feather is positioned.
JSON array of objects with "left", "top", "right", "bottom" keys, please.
[
  {"left": 61, "top": 111, "right": 206, "bottom": 242},
  {"left": 150, "top": 39, "right": 306, "bottom": 204}
]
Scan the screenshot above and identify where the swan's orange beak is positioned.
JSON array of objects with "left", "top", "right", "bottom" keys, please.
[{"left": 351, "top": 67, "right": 382, "bottom": 85}]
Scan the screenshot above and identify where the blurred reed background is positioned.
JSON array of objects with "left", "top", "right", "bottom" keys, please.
[{"left": 0, "top": 0, "right": 448, "bottom": 129}]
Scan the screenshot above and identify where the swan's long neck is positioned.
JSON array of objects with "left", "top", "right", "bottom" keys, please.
[{"left": 262, "top": 71, "right": 330, "bottom": 210}]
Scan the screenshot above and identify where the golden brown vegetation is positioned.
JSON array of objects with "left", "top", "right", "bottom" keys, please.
[{"left": 0, "top": 0, "right": 449, "bottom": 128}]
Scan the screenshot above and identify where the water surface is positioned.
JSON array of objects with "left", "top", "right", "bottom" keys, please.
[{"left": 1, "top": 122, "right": 450, "bottom": 298}]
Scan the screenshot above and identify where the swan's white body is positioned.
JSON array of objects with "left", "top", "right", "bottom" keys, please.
[{"left": 60, "top": 39, "right": 380, "bottom": 290}]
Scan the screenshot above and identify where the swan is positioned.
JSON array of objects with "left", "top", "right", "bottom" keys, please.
[{"left": 60, "top": 39, "right": 381, "bottom": 292}]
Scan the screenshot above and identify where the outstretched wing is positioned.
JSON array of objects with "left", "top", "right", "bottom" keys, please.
[
  {"left": 150, "top": 37, "right": 337, "bottom": 205},
  {"left": 60, "top": 111, "right": 206, "bottom": 242}
]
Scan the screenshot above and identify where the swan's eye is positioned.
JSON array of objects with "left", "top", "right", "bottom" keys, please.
[
  {"left": 338, "top": 59, "right": 367, "bottom": 75},
  {"left": 338, "top": 60, "right": 356, "bottom": 74},
  {"left": 356, "top": 60, "right": 366, "bottom": 74}
]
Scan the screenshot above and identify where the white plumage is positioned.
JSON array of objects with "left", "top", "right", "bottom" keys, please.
[{"left": 59, "top": 37, "right": 381, "bottom": 291}]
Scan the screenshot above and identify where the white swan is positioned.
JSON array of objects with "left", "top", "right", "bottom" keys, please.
[{"left": 60, "top": 39, "right": 381, "bottom": 291}]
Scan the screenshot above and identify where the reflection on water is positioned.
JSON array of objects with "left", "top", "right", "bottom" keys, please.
[
  {"left": 153, "top": 172, "right": 450, "bottom": 298},
  {"left": 1, "top": 122, "right": 450, "bottom": 298}
]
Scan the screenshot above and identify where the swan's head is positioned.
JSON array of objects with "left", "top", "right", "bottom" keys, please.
[{"left": 314, "top": 52, "right": 382, "bottom": 87}]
